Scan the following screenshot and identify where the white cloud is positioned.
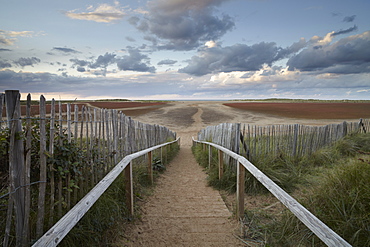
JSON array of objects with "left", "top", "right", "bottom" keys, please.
[
  {"left": 65, "top": 2, "right": 126, "bottom": 23},
  {"left": 205, "top": 40, "right": 217, "bottom": 48},
  {"left": 0, "top": 30, "right": 35, "bottom": 46}
]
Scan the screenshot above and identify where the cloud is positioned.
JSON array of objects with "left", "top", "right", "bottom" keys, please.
[
  {"left": 157, "top": 59, "right": 177, "bottom": 65},
  {"left": 53, "top": 47, "right": 81, "bottom": 54},
  {"left": 0, "top": 48, "right": 12, "bottom": 52},
  {"left": 13, "top": 57, "right": 41, "bottom": 67},
  {"left": 331, "top": 25, "right": 358, "bottom": 37},
  {"left": 0, "top": 61, "right": 12, "bottom": 68},
  {"left": 126, "top": 36, "right": 136, "bottom": 42},
  {"left": 0, "top": 30, "right": 36, "bottom": 46},
  {"left": 179, "top": 39, "right": 305, "bottom": 76},
  {"left": 64, "top": 2, "right": 126, "bottom": 23},
  {"left": 69, "top": 50, "right": 155, "bottom": 74},
  {"left": 2, "top": 30, "right": 34, "bottom": 37},
  {"left": 130, "top": 0, "right": 234, "bottom": 50},
  {"left": 89, "top": 52, "right": 116, "bottom": 69},
  {"left": 77, "top": 67, "right": 86, "bottom": 72},
  {"left": 0, "top": 69, "right": 182, "bottom": 99},
  {"left": 343, "top": 15, "right": 356, "bottom": 22},
  {"left": 70, "top": 58, "right": 90, "bottom": 67},
  {"left": 0, "top": 36, "right": 15, "bottom": 46},
  {"left": 287, "top": 31, "right": 370, "bottom": 73},
  {"left": 117, "top": 48, "right": 155, "bottom": 72}
]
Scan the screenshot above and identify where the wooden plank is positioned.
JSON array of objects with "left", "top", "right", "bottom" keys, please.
[
  {"left": 67, "top": 103, "right": 71, "bottom": 142},
  {"left": 0, "top": 93, "right": 4, "bottom": 128},
  {"left": 5, "top": 90, "right": 26, "bottom": 246},
  {"left": 236, "top": 161, "right": 245, "bottom": 220},
  {"left": 193, "top": 138, "right": 351, "bottom": 247},
  {"left": 23, "top": 94, "right": 32, "bottom": 246},
  {"left": 48, "top": 99, "right": 56, "bottom": 228},
  {"left": 148, "top": 151, "right": 153, "bottom": 184},
  {"left": 208, "top": 145, "right": 212, "bottom": 169},
  {"left": 36, "top": 95, "right": 47, "bottom": 238},
  {"left": 125, "top": 161, "right": 134, "bottom": 216},
  {"left": 218, "top": 150, "right": 224, "bottom": 179}
]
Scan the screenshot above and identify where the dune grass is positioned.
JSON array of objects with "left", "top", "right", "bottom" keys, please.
[{"left": 192, "top": 133, "right": 370, "bottom": 246}]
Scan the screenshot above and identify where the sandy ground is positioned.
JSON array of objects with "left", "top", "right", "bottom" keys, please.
[
  {"left": 130, "top": 101, "right": 357, "bottom": 131},
  {"left": 114, "top": 101, "right": 358, "bottom": 246}
]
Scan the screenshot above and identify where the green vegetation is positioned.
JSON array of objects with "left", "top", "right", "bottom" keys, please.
[
  {"left": 0, "top": 121, "right": 179, "bottom": 246},
  {"left": 58, "top": 141, "right": 180, "bottom": 246},
  {"left": 192, "top": 133, "right": 370, "bottom": 246}
]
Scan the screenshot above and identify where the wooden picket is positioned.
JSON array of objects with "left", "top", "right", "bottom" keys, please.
[
  {"left": 193, "top": 138, "right": 352, "bottom": 247},
  {"left": 198, "top": 119, "right": 368, "bottom": 163},
  {"left": 0, "top": 90, "right": 177, "bottom": 246}
]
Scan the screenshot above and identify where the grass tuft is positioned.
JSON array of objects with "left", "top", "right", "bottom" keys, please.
[{"left": 193, "top": 133, "right": 370, "bottom": 246}]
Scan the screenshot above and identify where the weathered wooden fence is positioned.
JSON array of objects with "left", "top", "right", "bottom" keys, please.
[
  {"left": 0, "top": 90, "right": 176, "bottom": 246},
  {"left": 192, "top": 138, "right": 351, "bottom": 247},
  {"left": 33, "top": 137, "right": 180, "bottom": 247},
  {"left": 198, "top": 119, "right": 369, "bottom": 163}
]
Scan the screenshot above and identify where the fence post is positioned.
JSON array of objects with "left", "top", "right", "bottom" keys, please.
[
  {"left": 148, "top": 151, "right": 153, "bottom": 184},
  {"left": 236, "top": 161, "right": 245, "bottom": 220},
  {"left": 208, "top": 145, "right": 212, "bottom": 169},
  {"left": 292, "top": 124, "right": 299, "bottom": 156},
  {"left": 5, "top": 90, "right": 26, "bottom": 246},
  {"left": 36, "top": 95, "right": 47, "bottom": 238},
  {"left": 125, "top": 162, "right": 134, "bottom": 216},
  {"left": 218, "top": 150, "right": 224, "bottom": 180},
  {"left": 0, "top": 93, "right": 4, "bottom": 128}
]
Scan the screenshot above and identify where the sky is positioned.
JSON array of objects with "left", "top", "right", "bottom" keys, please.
[{"left": 1, "top": 0, "right": 370, "bottom": 100}]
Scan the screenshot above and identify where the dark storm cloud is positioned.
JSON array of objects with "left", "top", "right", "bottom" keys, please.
[
  {"left": 179, "top": 39, "right": 306, "bottom": 76},
  {"left": 0, "top": 61, "right": 12, "bottom": 68},
  {"left": 116, "top": 48, "right": 155, "bottom": 72},
  {"left": 14, "top": 57, "right": 41, "bottom": 67},
  {"left": 331, "top": 25, "right": 358, "bottom": 37},
  {"left": 52, "top": 47, "right": 81, "bottom": 54},
  {"left": 343, "top": 15, "right": 356, "bottom": 22},
  {"left": 0, "top": 48, "right": 12, "bottom": 52},
  {"left": 287, "top": 30, "right": 370, "bottom": 73},
  {"left": 157, "top": 59, "right": 177, "bottom": 65},
  {"left": 130, "top": 0, "right": 234, "bottom": 50}
]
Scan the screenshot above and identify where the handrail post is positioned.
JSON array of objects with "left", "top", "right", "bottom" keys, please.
[
  {"left": 160, "top": 147, "right": 163, "bottom": 164},
  {"left": 148, "top": 151, "right": 153, "bottom": 184},
  {"left": 208, "top": 145, "right": 212, "bottom": 169},
  {"left": 125, "top": 161, "right": 134, "bottom": 216},
  {"left": 236, "top": 161, "right": 245, "bottom": 220},
  {"left": 218, "top": 150, "right": 223, "bottom": 180}
]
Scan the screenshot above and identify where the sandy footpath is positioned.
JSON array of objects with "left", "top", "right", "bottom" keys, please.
[{"left": 114, "top": 101, "right": 357, "bottom": 246}]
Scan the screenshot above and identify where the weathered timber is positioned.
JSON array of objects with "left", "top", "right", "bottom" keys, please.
[
  {"left": 32, "top": 138, "right": 179, "bottom": 247},
  {"left": 193, "top": 138, "right": 351, "bottom": 247}
]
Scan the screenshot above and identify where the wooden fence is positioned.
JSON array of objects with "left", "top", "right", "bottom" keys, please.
[
  {"left": 33, "top": 138, "right": 180, "bottom": 247},
  {"left": 0, "top": 90, "right": 177, "bottom": 246},
  {"left": 192, "top": 138, "right": 352, "bottom": 247},
  {"left": 198, "top": 119, "right": 369, "bottom": 163}
]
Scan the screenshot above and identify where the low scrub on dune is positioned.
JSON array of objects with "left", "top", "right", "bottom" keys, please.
[{"left": 193, "top": 133, "right": 370, "bottom": 246}]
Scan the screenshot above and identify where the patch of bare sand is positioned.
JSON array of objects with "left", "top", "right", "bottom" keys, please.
[{"left": 132, "top": 101, "right": 357, "bottom": 132}]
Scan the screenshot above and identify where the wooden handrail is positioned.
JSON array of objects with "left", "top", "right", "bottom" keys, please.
[
  {"left": 33, "top": 138, "right": 180, "bottom": 247},
  {"left": 192, "top": 137, "right": 351, "bottom": 247}
]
